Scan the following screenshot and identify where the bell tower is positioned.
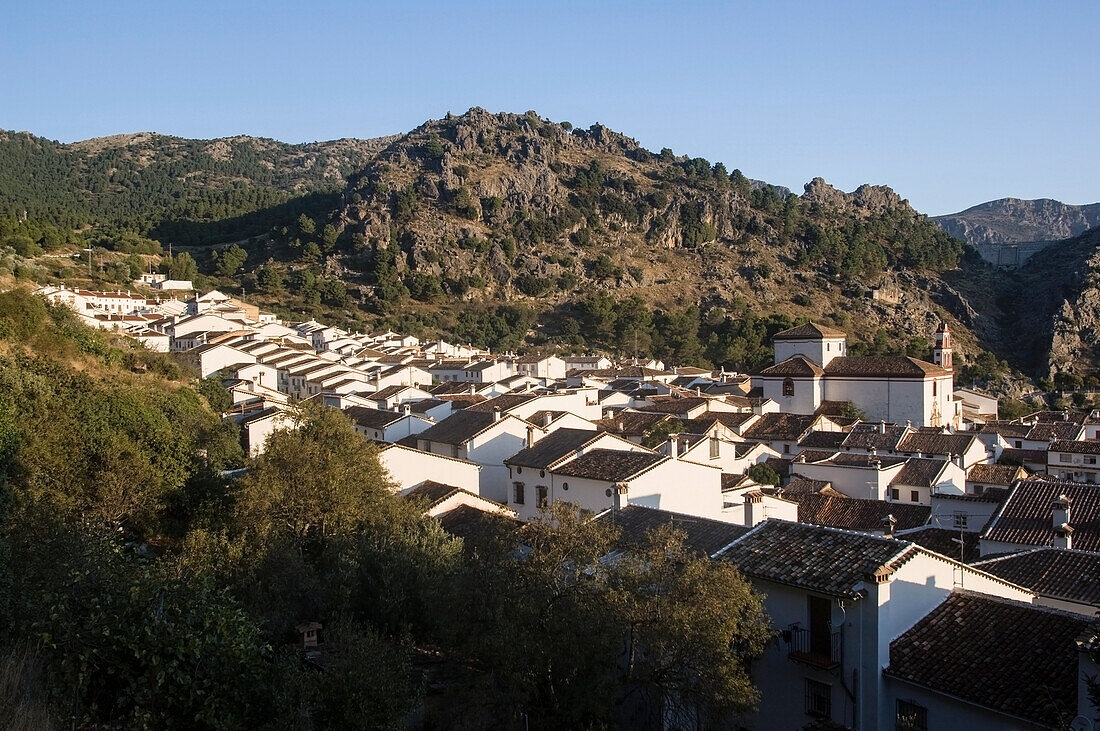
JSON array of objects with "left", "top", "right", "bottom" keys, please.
[{"left": 933, "top": 322, "right": 952, "bottom": 370}]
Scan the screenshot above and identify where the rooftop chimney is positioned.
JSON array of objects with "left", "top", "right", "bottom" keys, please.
[
  {"left": 493, "top": 407, "right": 502, "bottom": 422},
  {"left": 403, "top": 403, "right": 411, "bottom": 416},
  {"left": 526, "top": 425, "right": 535, "bottom": 448},
  {"left": 879, "top": 420, "right": 887, "bottom": 434},
  {"left": 1053, "top": 494, "right": 1073, "bottom": 548},
  {"left": 882, "top": 514, "right": 897, "bottom": 538},
  {"left": 612, "top": 481, "right": 628, "bottom": 512},
  {"left": 544, "top": 411, "right": 553, "bottom": 427}
]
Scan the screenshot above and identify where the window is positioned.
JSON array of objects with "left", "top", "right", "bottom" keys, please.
[
  {"left": 536, "top": 485, "right": 548, "bottom": 508},
  {"left": 890, "top": 488, "right": 899, "bottom": 501},
  {"left": 953, "top": 511, "right": 968, "bottom": 529},
  {"left": 710, "top": 436, "right": 721, "bottom": 459},
  {"left": 911, "top": 490, "right": 919, "bottom": 503},
  {"left": 1060, "top": 453, "right": 1073, "bottom": 463},
  {"left": 896, "top": 699, "right": 928, "bottom": 731},
  {"left": 1087, "top": 457, "right": 1097, "bottom": 465},
  {"left": 932, "top": 380, "right": 937, "bottom": 397},
  {"left": 804, "top": 678, "right": 831, "bottom": 718},
  {"left": 562, "top": 482, "right": 569, "bottom": 491},
  {"left": 783, "top": 378, "right": 795, "bottom": 397},
  {"left": 1014, "top": 440, "right": 1022, "bottom": 448},
  {"left": 784, "top": 444, "right": 791, "bottom": 454},
  {"left": 513, "top": 482, "right": 525, "bottom": 505}
]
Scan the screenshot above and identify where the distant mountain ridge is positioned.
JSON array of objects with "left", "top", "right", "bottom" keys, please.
[{"left": 932, "top": 198, "right": 1100, "bottom": 266}]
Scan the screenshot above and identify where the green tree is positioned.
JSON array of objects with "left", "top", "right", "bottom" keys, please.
[
  {"left": 256, "top": 264, "right": 284, "bottom": 294},
  {"left": 213, "top": 244, "right": 247, "bottom": 277},
  {"left": 166, "top": 252, "right": 198, "bottom": 281},
  {"left": 235, "top": 403, "right": 393, "bottom": 555},
  {"left": 747, "top": 462, "right": 780, "bottom": 486}
]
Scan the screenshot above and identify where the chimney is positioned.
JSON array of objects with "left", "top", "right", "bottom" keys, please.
[
  {"left": 403, "top": 403, "right": 411, "bottom": 416},
  {"left": 612, "top": 481, "right": 628, "bottom": 512},
  {"left": 493, "top": 407, "right": 502, "bottom": 422},
  {"left": 879, "top": 420, "right": 886, "bottom": 434},
  {"left": 526, "top": 425, "right": 535, "bottom": 448},
  {"left": 1053, "top": 494, "right": 1073, "bottom": 548},
  {"left": 544, "top": 411, "right": 553, "bottom": 427},
  {"left": 670, "top": 434, "right": 680, "bottom": 458},
  {"left": 695, "top": 386, "right": 701, "bottom": 397},
  {"left": 882, "top": 514, "right": 897, "bottom": 538}
]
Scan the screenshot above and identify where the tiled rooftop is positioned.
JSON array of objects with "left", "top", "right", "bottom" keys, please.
[{"left": 886, "top": 592, "right": 1089, "bottom": 728}]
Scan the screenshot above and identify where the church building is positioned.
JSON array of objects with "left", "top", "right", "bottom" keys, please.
[{"left": 753, "top": 322, "right": 960, "bottom": 428}]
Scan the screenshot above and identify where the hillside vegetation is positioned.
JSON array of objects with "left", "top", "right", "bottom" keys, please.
[
  {"left": 0, "top": 289, "right": 770, "bottom": 728},
  {"left": 0, "top": 108, "right": 1082, "bottom": 385}
]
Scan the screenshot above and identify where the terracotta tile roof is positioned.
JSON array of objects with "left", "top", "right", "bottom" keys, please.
[
  {"left": 717, "top": 520, "right": 914, "bottom": 598},
  {"left": 773, "top": 321, "right": 846, "bottom": 340},
  {"left": 403, "top": 481, "right": 466, "bottom": 505},
  {"left": 823, "top": 356, "right": 950, "bottom": 379},
  {"left": 886, "top": 592, "right": 1089, "bottom": 728},
  {"left": 891, "top": 458, "right": 949, "bottom": 488},
  {"left": 795, "top": 494, "right": 930, "bottom": 533},
  {"left": 896, "top": 431, "right": 978, "bottom": 456},
  {"left": 505, "top": 428, "right": 605, "bottom": 469},
  {"left": 743, "top": 412, "right": 816, "bottom": 441},
  {"left": 1049, "top": 439, "right": 1100, "bottom": 456},
  {"left": 683, "top": 412, "right": 758, "bottom": 429},
  {"left": 758, "top": 355, "right": 825, "bottom": 377},
  {"left": 898, "top": 527, "right": 981, "bottom": 563},
  {"left": 465, "top": 393, "right": 539, "bottom": 413},
  {"left": 798, "top": 430, "right": 848, "bottom": 450},
  {"left": 973, "top": 548, "right": 1100, "bottom": 605},
  {"left": 841, "top": 422, "right": 908, "bottom": 451},
  {"left": 799, "top": 452, "right": 907, "bottom": 469},
  {"left": 781, "top": 477, "right": 833, "bottom": 498},
  {"left": 1027, "top": 422, "right": 1085, "bottom": 442},
  {"left": 999, "top": 448, "right": 1048, "bottom": 465},
  {"left": 594, "top": 412, "right": 671, "bottom": 437},
  {"left": 967, "top": 463, "right": 1027, "bottom": 486},
  {"left": 637, "top": 397, "right": 711, "bottom": 415},
  {"left": 435, "top": 504, "right": 520, "bottom": 543},
  {"left": 977, "top": 421, "right": 1032, "bottom": 439},
  {"left": 344, "top": 406, "right": 406, "bottom": 430},
  {"left": 408, "top": 398, "right": 448, "bottom": 414},
  {"left": 553, "top": 449, "right": 667, "bottom": 482},
  {"left": 414, "top": 410, "right": 499, "bottom": 446},
  {"left": 982, "top": 478, "right": 1100, "bottom": 551},
  {"left": 598, "top": 505, "right": 751, "bottom": 557}
]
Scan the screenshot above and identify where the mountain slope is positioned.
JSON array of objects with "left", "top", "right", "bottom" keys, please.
[
  {"left": 0, "top": 129, "right": 397, "bottom": 237},
  {"left": 933, "top": 198, "right": 1100, "bottom": 267}
]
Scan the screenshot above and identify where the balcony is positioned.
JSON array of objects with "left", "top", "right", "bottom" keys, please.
[{"left": 786, "top": 625, "right": 842, "bottom": 670}]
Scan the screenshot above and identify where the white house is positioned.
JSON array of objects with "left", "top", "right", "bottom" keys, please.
[
  {"left": 414, "top": 410, "right": 546, "bottom": 502},
  {"left": 375, "top": 442, "right": 481, "bottom": 495},
  {"left": 716, "top": 520, "right": 1036, "bottom": 730},
  {"left": 753, "top": 322, "right": 959, "bottom": 428}
]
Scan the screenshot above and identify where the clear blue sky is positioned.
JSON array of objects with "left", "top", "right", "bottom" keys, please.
[{"left": 3, "top": 0, "right": 1098, "bottom": 215}]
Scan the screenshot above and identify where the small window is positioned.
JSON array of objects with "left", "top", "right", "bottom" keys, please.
[
  {"left": 1014, "top": 440, "right": 1022, "bottom": 449},
  {"left": 804, "top": 678, "right": 831, "bottom": 719},
  {"left": 710, "top": 436, "right": 720, "bottom": 459},
  {"left": 562, "top": 482, "right": 569, "bottom": 491},
  {"left": 536, "top": 485, "right": 548, "bottom": 508},
  {"left": 1060, "top": 453, "right": 1073, "bottom": 463},
  {"left": 932, "top": 380, "right": 937, "bottom": 397},
  {"left": 890, "top": 488, "right": 899, "bottom": 501},
  {"left": 1087, "top": 457, "right": 1097, "bottom": 465},
  {"left": 896, "top": 699, "right": 928, "bottom": 731},
  {"left": 784, "top": 444, "right": 791, "bottom": 454},
  {"left": 783, "top": 378, "right": 795, "bottom": 397},
  {"left": 953, "top": 511, "right": 967, "bottom": 529},
  {"left": 513, "top": 482, "right": 525, "bottom": 505},
  {"left": 911, "top": 490, "right": 919, "bottom": 503}
]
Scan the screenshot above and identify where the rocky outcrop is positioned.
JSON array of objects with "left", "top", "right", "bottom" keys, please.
[{"left": 933, "top": 198, "right": 1100, "bottom": 248}]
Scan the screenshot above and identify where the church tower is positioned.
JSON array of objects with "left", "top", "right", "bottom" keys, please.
[{"left": 933, "top": 322, "right": 953, "bottom": 370}]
